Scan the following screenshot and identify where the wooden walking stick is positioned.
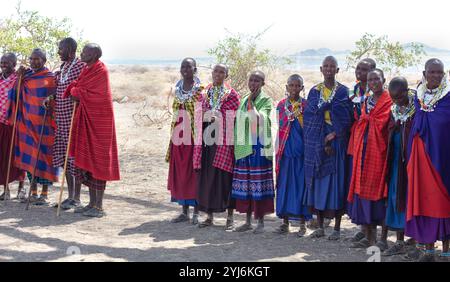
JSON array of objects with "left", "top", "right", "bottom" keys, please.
[
  {"left": 25, "top": 108, "right": 49, "bottom": 211},
  {"left": 56, "top": 101, "right": 77, "bottom": 217},
  {"left": 3, "top": 76, "right": 22, "bottom": 206}
]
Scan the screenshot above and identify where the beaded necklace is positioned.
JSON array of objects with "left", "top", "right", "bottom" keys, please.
[
  {"left": 207, "top": 84, "right": 231, "bottom": 112},
  {"left": 364, "top": 88, "right": 381, "bottom": 114},
  {"left": 60, "top": 58, "right": 78, "bottom": 84},
  {"left": 174, "top": 77, "right": 201, "bottom": 103},
  {"left": 391, "top": 90, "right": 416, "bottom": 124},
  {"left": 350, "top": 81, "right": 370, "bottom": 104},
  {"left": 284, "top": 94, "right": 303, "bottom": 122},
  {"left": 317, "top": 81, "right": 339, "bottom": 108},
  {"left": 417, "top": 75, "right": 450, "bottom": 112}
]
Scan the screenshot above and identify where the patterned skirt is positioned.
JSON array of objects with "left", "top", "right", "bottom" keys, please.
[{"left": 232, "top": 140, "right": 275, "bottom": 201}]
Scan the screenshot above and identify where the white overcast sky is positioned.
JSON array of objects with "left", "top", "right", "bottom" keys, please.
[{"left": 1, "top": 0, "right": 450, "bottom": 61}]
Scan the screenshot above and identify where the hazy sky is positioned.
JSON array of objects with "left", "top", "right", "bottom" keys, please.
[{"left": 1, "top": 0, "right": 450, "bottom": 61}]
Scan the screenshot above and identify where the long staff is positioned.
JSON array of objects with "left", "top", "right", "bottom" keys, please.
[
  {"left": 26, "top": 108, "right": 49, "bottom": 210},
  {"left": 4, "top": 76, "right": 22, "bottom": 206},
  {"left": 56, "top": 102, "right": 77, "bottom": 217}
]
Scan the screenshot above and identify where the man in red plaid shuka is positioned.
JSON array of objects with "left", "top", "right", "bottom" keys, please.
[
  {"left": 193, "top": 64, "right": 240, "bottom": 229},
  {"left": 64, "top": 44, "right": 120, "bottom": 218},
  {"left": 46, "top": 38, "right": 85, "bottom": 210}
]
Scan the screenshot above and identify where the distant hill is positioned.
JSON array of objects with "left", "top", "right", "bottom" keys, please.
[
  {"left": 402, "top": 42, "right": 450, "bottom": 54},
  {"left": 292, "top": 43, "right": 450, "bottom": 58},
  {"left": 293, "top": 48, "right": 351, "bottom": 57}
]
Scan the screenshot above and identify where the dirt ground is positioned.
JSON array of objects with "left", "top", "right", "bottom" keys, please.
[{"left": 0, "top": 102, "right": 419, "bottom": 262}]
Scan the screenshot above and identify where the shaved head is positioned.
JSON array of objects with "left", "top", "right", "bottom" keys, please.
[
  {"left": 369, "top": 68, "right": 385, "bottom": 80},
  {"left": 423, "top": 58, "right": 445, "bottom": 89},
  {"left": 1, "top": 53, "right": 17, "bottom": 66},
  {"left": 85, "top": 43, "right": 102, "bottom": 60},
  {"left": 214, "top": 63, "right": 229, "bottom": 75},
  {"left": 81, "top": 43, "right": 103, "bottom": 64},
  {"left": 29, "top": 49, "right": 47, "bottom": 70},
  {"left": 323, "top": 55, "right": 338, "bottom": 67},
  {"left": 362, "top": 58, "right": 376, "bottom": 69},
  {"left": 287, "top": 74, "right": 303, "bottom": 85},
  {"left": 250, "top": 70, "right": 265, "bottom": 82},
  {"left": 1, "top": 52, "right": 17, "bottom": 75},
  {"left": 182, "top": 57, "right": 197, "bottom": 68},
  {"left": 388, "top": 76, "right": 408, "bottom": 93},
  {"left": 31, "top": 48, "right": 47, "bottom": 62},
  {"left": 425, "top": 58, "right": 444, "bottom": 71}
]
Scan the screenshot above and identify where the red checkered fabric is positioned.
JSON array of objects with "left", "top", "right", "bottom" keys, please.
[
  {"left": 75, "top": 167, "right": 106, "bottom": 191},
  {"left": 193, "top": 84, "right": 240, "bottom": 173},
  {"left": 0, "top": 73, "right": 17, "bottom": 125},
  {"left": 348, "top": 91, "right": 392, "bottom": 202},
  {"left": 53, "top": 59, "right": 85, "bottom": 175}
]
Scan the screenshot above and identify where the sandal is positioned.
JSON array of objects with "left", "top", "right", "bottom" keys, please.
[
  {"left": 350, "top": 231, "right": 366, "bottom": 242},
  {"left": 225, "top": 217, "right": 234, "bottom": 230},
  {"left": 75, "top": 205, "right": 94, "bottom": 214},
  {"left": 33, "top": 195, "right": 49, "bottom": 206},
  {"left": 297, "top": 224, "right": 307, "bottom": 237},
  {"left": 67, "top": 199, "right": 81, "bottom": 210},
  {"left": 309, "top": 228, "right": 325, "bottom": 238},
  {"left": 253, "top": 223, "right": 264, "bottom": 234},
  {"left": 83, "top": 207, "right": 106, "bottom": 218},
  {"left": 198, "top": 218, "right": 213, "bottom": 228},
  {"left": 234, "top": 223, "right": 253, "bottom": 232},
  {"left": 382, "top": 241, "right": 406, "bottom": 256},
  {"left": 401, "top": 247, "right": 423, "bottom": 261},
  {"left": 191, "top": 214, "right": 199, "bottom": 225},
  {"left": 351, "top": 238, "right": 371, "bottom": 248},
  {"left": 405, "top": 238, "right": 416, "bottom": 246},
  {"left": 171, "top": 213, "right": 189, "bottom": 223},
  {"left": 59, "top": 199, "right": 79, "bottom": 210},
  {"left": 417, "top": 252, "right": 435, "bottom": 262},
  {"left": 273, "top": 224, "right": 289, "bottom": 234},
  {"left": 16, "top": 189, "right": 27, "bottom": 201},
  {"left": 375, "top": 240, "right": 389, "bottom": 252},
  {"left": 60, "top": 198, "right": 71, "bottom": 206},
  {"left": 21, "top": 194, "right": 38, "bottom": 204},
  {"left": 0, "top": 191, "right": 11, "bottom": 201},
  {"left": 328, "top": 230, "right": 341, "bottom": 241}
]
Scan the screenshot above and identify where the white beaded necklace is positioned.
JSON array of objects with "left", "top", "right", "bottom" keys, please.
[
  {"left": 174, "top": 77, "right": 201, "bottom": 103},
  {"left": 391, "top": 91, "right": 415, "bottom": 124},
  {"left": 60, "top": 58, "right": 78, "bottom": 84},
  {"left": 417, "top": 75, "right": 450, "bottom": 112},
  {"left": 207, "top": 85, "right": 230, "bottom": 112}
]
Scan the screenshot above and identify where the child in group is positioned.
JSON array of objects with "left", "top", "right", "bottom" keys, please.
[
  {"left": 232, "top": 71, "right": 275, "bottom": 234},
  {"left": 274, "top": 74, "right": 312, "bottom": 236},
  {"left": 381, "top": 77, "right": 415, "bottom": 256}
]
